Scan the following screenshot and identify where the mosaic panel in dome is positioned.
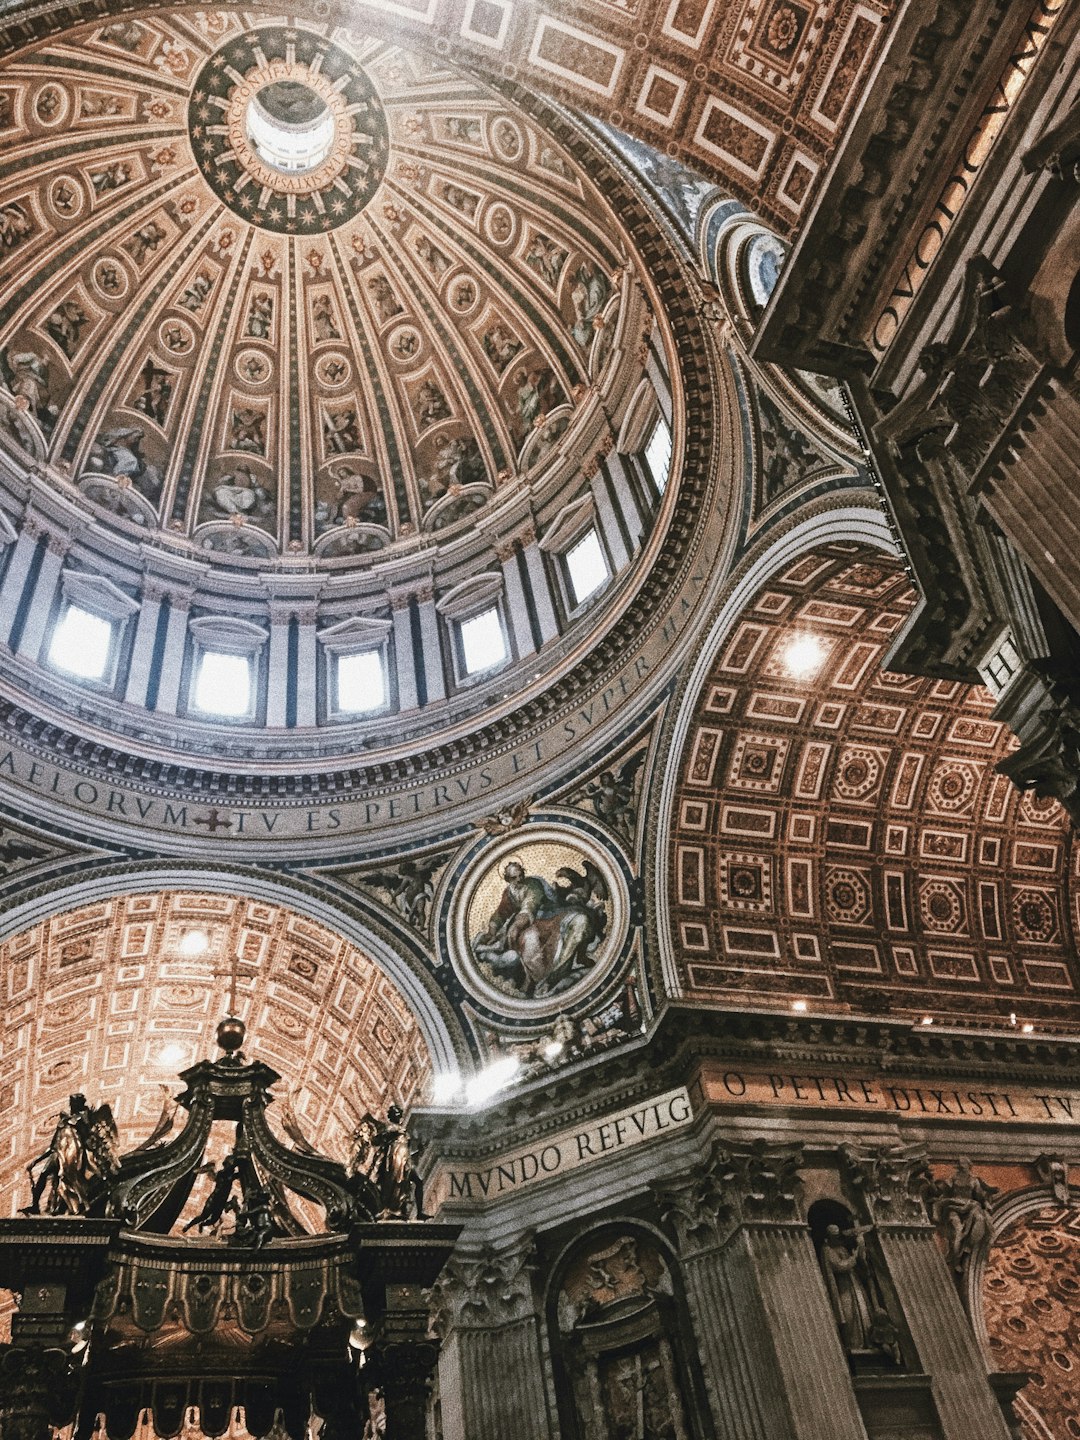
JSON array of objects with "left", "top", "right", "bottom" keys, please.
[
  {"left": 668, "top": 544, "right": 1080, "bottom": 1027},
  {"left": 0, "top": 890, "right": 432, "bottom": 1220},
  {"left": 983, "top": 1205, "right": 1080, "bottom": 1438},
  {"left": 0, "top": 11, "right": 640, "bottom": 563},
  {"left": 449, "top": 825, "right": 630, "bottom": 1018}
]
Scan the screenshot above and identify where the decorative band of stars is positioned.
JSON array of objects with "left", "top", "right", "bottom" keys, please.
[{"left": 188, "top": 26, "right": 389, "bottom": 235}]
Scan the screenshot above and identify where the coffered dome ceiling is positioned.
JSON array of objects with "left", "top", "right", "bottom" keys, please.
[{"left": 0, "top": 11, "right": 638, "bottom": 563}]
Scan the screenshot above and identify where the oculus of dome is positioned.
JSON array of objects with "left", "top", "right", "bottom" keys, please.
[{"left": 189, "top": 29, "right": 388, "bottom": 230}]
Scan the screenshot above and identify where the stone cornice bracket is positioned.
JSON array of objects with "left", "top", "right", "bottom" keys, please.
[
  {"left": 655, "top": 1138, "right": 804, "bottom": 1255},
  {"left": 838, "top": 1142, "right": 934, "bottom": 1227},
  {"left": 1033, "top": 1152, "right": 1070, "bottom": 1206},
  {"left": 427, "top": 1233, "right": 537, "bottom": 1334}
]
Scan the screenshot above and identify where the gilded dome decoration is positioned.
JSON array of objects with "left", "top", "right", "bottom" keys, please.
[{"left": 0, "top": 12, "right": 641, "bottom": 565}]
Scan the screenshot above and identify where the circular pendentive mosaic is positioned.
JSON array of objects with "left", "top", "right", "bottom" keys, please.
[
  {"left": 450, "top": 828, "right": 629, "bottom": 1018},
  {"left": 188, "top": 27, "right": 389, "bottom": 234}
]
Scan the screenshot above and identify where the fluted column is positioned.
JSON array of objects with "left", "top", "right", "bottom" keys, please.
[
  {"left": 496, "top": 537, "right": 536, "bottom": 659},
  {"left": 657, "top": 1141, "right": 868, "bottom": 1440},
  {"left": 389, "top": 590, "right": 418, "bottom": 712},
  {"left": 839, "top": 1147, "right": 1011, "bottom": 1440},
  {"left": 415, "top": 584, "right": 445, "bottom": 704},
  {"left": 16, "top": 529, "right": 69, "bottom": 661},
  {"left": 153, "top": 586, "right": 194, "bottom": 715},
  {"left": 430, "top": 1237, "right": 554, "bottom": 1440},
  {"left": 0, "top": 526, "right": 40, "bottom": 648},
  {"left": 518, "top": 528, "right": 558, "bottom": 645}
]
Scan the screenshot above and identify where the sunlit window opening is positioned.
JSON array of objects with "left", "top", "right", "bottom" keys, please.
[
  {"left": 337, "top": 649, "right": 386, "bottom": 714},
  {"left": 245, "top": 83, "right": 335, "bottom": 174},
  {"left": 48, "top": 605, "right": 112, "bottom": 681},
  {"left": 194, "top": 650, "right": 251, "bottom": 717},
  {"left": 460, "top": 607, "right": 507, "bottom": 675},
  {"left": 566, "top": 527, "right": 609, "bottom": 606},
  {"left": 645, "top": 415, "right": 673, "bottom": 493}
]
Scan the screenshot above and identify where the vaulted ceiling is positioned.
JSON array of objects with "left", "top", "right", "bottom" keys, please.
[
  {"left": 668, "top": 544, "right": 1080, "bottom": 1030},
  {"left": 0, "top": 890, "right": 432, "bottom": 1220}
]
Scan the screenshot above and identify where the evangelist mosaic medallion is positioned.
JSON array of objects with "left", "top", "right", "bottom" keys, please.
[
  {"left": 450, "top": 827, "right": 628, "bottom": 1017},
  {"left": 189, "top": 27, "right": 389, "bottom": 233}
]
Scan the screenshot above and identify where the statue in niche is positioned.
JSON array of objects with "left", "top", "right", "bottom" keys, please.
[
  {"left": 311, "top": 294, "right": 340, "bottom": 342},
  {"left": 22, "top": 1092, "right": 119, "bottom": 1215},
  {"left": 934, "top": 1158, "right": 997, "bottom": 1271},
  {"left": 819, "top": 1224, "right": 901, "bottom": 1365},
  {"left": 347, "top": 1106, "right": 429, "bottom": 1220}
]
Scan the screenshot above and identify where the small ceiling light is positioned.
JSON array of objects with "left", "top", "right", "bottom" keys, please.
[
  {"left": 179, "top": 928, "right": 209, "bottom": 957},
  {"left": 1009, "top": 1013, "right": 1018, "bottom": 1027},
  {"left": 430, "top": 1072, "right": 462, "bottom": 1105},
  {"left": 791, "top": 999, "right": 808, "bottom": 1013},
  {"left": 1022, "top": 1022, "right": 1035, "bottom": 1034},
  {"left": 781, "top": 634, "right": 828, "bottom": 680},
  {"left": 920, "top": 1016, "right": 934, "bottom": 1026},
  {"left": 465, "top": 1056, "right": 521, "bottom": 1108},
  {"left": 543, "top": 1039, "right": 565, "bottom": 1060},
  {"left": 155, "top": 1042, "right": 186, "bottom": 1067}
]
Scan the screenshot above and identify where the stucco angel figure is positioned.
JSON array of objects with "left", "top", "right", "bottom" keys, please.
[
  {"left": 347, "top": 1106, "right": 428, "bottom": 1220},
  {"left": 934, "top": 1158, "right": 997, "bottom": 1271},
  {"left": 23, "top": 1092, "right": 119, "bottom": 1216},
  {"left": 472, "top": 858, "right": 608, "bottom": 998}
]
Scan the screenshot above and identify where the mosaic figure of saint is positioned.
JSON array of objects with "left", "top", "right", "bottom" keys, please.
[
  {"left": 3, "top": 349, "right": 56, "bottom": 430},
  {"left": 472, "top": 857, "right": 609, "bottom": 998},
  {"left": 229, "top": 405, "right": 266, "bottom": 454},
  {"left": 180, "top": 269, "right": 213, "bottom": 313},
  {"left": 245, "top": 291, "right": 273, "bottom": 339},
  {"left": 524, "top": 232, "right": 567, "bottom": 288},
  {"left": 132, "top": 357, "right": 173, "bottom": 426},
  {"left": 569, "top": 262, "right": 610, "bottom": 347},
  {"left": 367, "top": 275, "right": 402, "bottom": 322},
  {"left": 0, "top": 202, "right": 33, "bottom": 250},
  {"left": 45, "top": 299, "right": 89, "bottom": 357},
  {"left": 125, "top": 220, "right": 166, "bottom": 265},
  {"left": 311, "top": 294, "right": 340, "bottom": 342},
  {"left": 415, "top": 379, "right": 450, "bottom": 430}
]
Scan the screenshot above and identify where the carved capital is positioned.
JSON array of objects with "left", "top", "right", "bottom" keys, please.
[
  {"left": 655, "top": 1138, "right": 804, "bottom": 1253},
  {"left": 493, "top": 538, "right": 517, "bottom": 564},
  {"left": 428, "top": 1236, "right": 537, "bottom": 1333},
  {"left": 0, "top": 1345, "right": 79, "bottom": 1440},
  {"left": 838, "top": 1142, "right": 933, "bottom": 1225}
]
